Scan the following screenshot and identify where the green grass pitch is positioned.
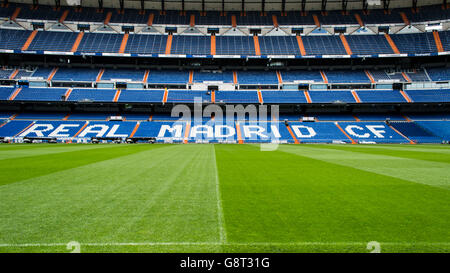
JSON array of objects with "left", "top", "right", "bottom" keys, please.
[{"left": 0, "top": 143, "right": 449, "bottom": 253}]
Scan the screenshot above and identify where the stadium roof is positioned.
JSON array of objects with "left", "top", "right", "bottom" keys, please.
[{"left": 6, "top": 0, "right": 445, "bottom": 12}]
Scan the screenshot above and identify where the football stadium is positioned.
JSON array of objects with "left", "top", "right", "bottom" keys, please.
[{"left": 0, "top": 0, "right": 449, "bottom": 256}]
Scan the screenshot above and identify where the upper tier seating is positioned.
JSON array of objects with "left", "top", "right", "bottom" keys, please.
[
  {"left": 0, "top": 28, "right": 448, "bottom": 56},
  {"left": 390, "top": 32, "right": 437, "bottom": 54},
  {"left": 302, "top": 35, "right": 347, "bottom": 55},
  {"left": 124, "top": 34, "right": 167, "bottom": 54},
  {"left": 259, "top": 36, "right": 300, "bottom": 55},
  {"left": 28, "top": 31, "right": 78, "bottom": 52},
  {"left": 171, "top": 35, "right": 211, "bottom": 55},
  {"left": 215, "top": 36, "right": 255, "bottom": 55},
  {"left": 3, "top": 3, "right": 449, "bottom": 26},
  {"left": 345, "top": 35, "right": 394, "bottom": 55}
]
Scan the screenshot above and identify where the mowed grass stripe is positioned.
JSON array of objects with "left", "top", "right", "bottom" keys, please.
[
  {"left": 279, "top": 145, "right": 450, "bottom": 190},
  {"left": 0, "top": 144, "right": 114, "bottom": 161},
  {"left": 215, "top": 144, "right": 449, "bottom": 252},
  {"left": 0, "top": 144, "right": 165, "bottom": 186},
  {"left": 315, "top": 144, "right": 450, "bottom": 164},
  {"left": 0, "top": 144, "right": 221, "bottom": 251}
]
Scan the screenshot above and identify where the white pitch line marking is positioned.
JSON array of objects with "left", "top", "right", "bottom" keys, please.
[
  {"left": 0, "top": 242, "right": 449, "bottom": 247},
  {"left": 213, "top": 144, "right": 227, "bottom": 244}
]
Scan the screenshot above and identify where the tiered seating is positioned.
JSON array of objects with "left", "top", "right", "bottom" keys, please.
[
  {"left": 118, "top": 90, "right": 165, "bottom": 103},
  {"left": 215, "top": 36, "right": 255, "bottom": 55},
  {"left": 356, "top": 90, "right": 407, "bottom": 103},
  {"left": 193, "top": 71, "right": 234, "bottom": 83},
  {"left": 438, "top": 31, "right": 450, "bottom": 52},
  {"left": 261, "top": 91, "right": 307, "bottom": 104},
  {"left": 101, "top": 69, "right": 146, "bottom": 82},
  {"left": 237, "top": 71, "right": 278, "bottom": 85},
  {"left": 308, "top": 91, "right": 356, "bottom": 103},
  {"left": 390, "top": 122, "right": 441, "bottom": 143},
  {"left": 280, "top": 70, "right": 323, "bottom": 82},
  {"left": 426, "top": 67, "right": 450, "bottom": 82},
  {"left": 28, "top": 31, "right": 78, "bottom": 52},
  {"left": 324, "top": 70, "right": 370, "bottom": 83},
  {"left": 52, "top": 68, "right": 99, "bottom": 82},
  {"left": 259, "top": 36, "right": 300, "bottom": 55},
  {"left": 0, "top": 87, "right": 15, "bottom": 100},
  {"left": 166, "top": 90, "right": 211, "bottom": 103},
  {"left": 405, "top": 89, "right": 450, "bottom": 102},
  {"left": 124, "top": 34, "right": 167, "bottom": 54},
  {"left": 67, "top": 89, "right": 116, "bottom": 102},
  {"left": 0, "top": 29, "right": 32, "bottom": 50},
  {"left": 76, "top": 33, "right": 122, "bottom": 53},
  {"left": 346, "top": 35, "right": 394, "bottom": 54},
  {"left": 171, "top": 36, "right": 211, "bottom": 55},
  {"left": 215, "top": 91, "right": 259, "bottom": 103},
  {"left": 415, "top": 121, "right": 450, "bottom": 140},
  {"left": 14, "top": 87, "right": 67, "bottom": 101},
  {"left": 0, "top": 69, "right": 13, "bottom": 79},
  {"left": 302, "top": 35, "right": 347, "bottom": 55},
  {"left": 147, "top": 70, "right": 189, "bottom": 84},
  {"left": 405, "top": 70, "right": 430, "bottom": 82},
  {"left": 390, "top": 32, "right": 437, "bottom": 54}
]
